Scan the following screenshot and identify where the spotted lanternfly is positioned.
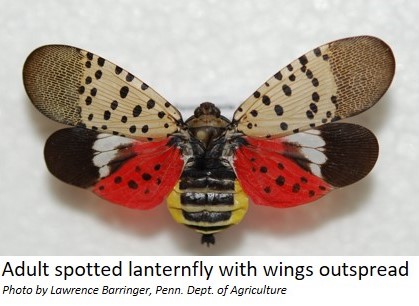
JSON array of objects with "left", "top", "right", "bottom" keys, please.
[{"left": 23, "top": 36, "right": 395, "bottom": 245}]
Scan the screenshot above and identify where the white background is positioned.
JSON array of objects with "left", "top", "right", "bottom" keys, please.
[{"left": 0, "top": 0, "right": 418, "bottom": 255}]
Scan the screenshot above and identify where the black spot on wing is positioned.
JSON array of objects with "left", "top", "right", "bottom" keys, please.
[{"left": 299, "top": 55, "right": 308, "bottom": 66}]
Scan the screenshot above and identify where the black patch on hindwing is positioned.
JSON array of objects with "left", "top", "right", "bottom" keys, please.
[
  {"left": 317, "top": 123, "right": 379, "bottom": 187},
  {"left": 44, "top": 128, "right": 99, "bottom": 187},
  {"left": 44, "top": 127, "right": 135, "bottom": 188}
]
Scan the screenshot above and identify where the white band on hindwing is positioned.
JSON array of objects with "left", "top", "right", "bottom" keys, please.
[
  {"left": 92, "top": 134, "right": 135, "bottom": 178},
  {"left": 283, "top": 130, "right": 327, "bottom": 178}
]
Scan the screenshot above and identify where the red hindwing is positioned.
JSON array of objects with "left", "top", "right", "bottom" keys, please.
[
  {"left": 234, "top": 137, "right": 331, "bottom": 208},
  {"left": 94, "top": 139, "right": 183, "bottom": 209}
]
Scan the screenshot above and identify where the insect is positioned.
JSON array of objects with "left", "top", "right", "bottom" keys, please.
[{"left": 23, "top": 36, "right": 395, "bottom": 245}]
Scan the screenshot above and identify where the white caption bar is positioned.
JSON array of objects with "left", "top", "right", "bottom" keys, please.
[{"left": 0, "top": 256, "right": 416, "bottom": 306}]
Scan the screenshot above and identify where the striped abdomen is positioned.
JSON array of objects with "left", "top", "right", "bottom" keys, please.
[{"left": 167, "top": 160, "right": 248, "bottom": 241}]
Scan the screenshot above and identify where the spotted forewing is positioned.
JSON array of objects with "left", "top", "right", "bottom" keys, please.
[
  {"left": 233, "top": 36, "right": 395, "bottom": 138},
  {"left": 23, "top": 45, "right": 182, "bottom": 141}
]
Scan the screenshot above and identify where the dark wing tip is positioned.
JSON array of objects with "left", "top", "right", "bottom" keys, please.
[
  {"left": 44, "top": 128, "right": 99, "bottom": 188},
  {"left": 330, "top": 36, "right": 396, "bottom": 118},
  {"left": 318, "top": 123, "right": 379, "bottom": 187},
  {"left": 23, "top": 45, "right": 83, "bottom": 125}
]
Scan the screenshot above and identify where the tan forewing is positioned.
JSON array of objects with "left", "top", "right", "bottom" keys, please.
[
  {"left": 23, "top": 45, "right": 182, "bottom": 140},
  {"left": 233, "top": 36, "right": 395, "bottom": 138}
]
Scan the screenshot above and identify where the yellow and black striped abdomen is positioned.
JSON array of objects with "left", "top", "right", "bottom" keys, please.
[{"left": 167, "top": 165, "right": 248, "bottom": 243}]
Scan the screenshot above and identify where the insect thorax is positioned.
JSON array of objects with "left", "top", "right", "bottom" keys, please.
[{"left": 167, "top": 102, "right": 248, "bottom": 245}]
